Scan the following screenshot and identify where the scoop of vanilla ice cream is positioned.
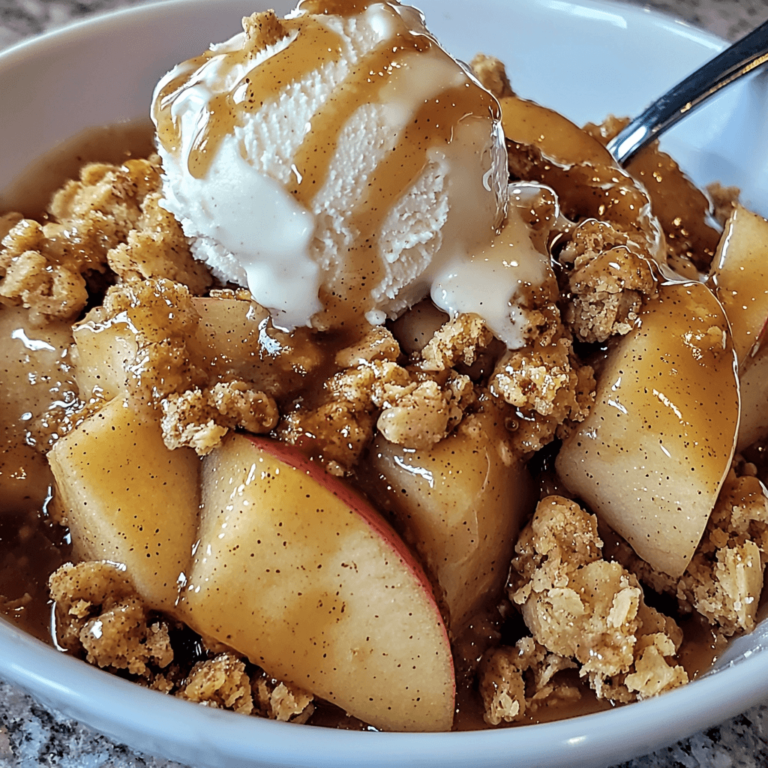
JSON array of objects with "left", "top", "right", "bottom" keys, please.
[{"left": 152, "top": 0, "right": 510, "bottom": 332}]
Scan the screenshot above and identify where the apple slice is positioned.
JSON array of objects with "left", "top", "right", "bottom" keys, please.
[
  {"left": 72, "top": 309, "right": 138, "bottom": 400},
  {"left": 557, "top": 281, "right": 739, "bottom": 578},
  {"left": 708, "top": 204, "right": 768, "bottom": 368},
  {"left": 498, "top": 95, "right": 661, "bottom": 256},
  {"left": 364, "top": 407, "right": 534, "bottom": 632},
  {"left": 48, "top": 395, "right": 200, "bottom": 612},
  {"left": 626, "top": 144, "right": 720, "bottom": 271},
  {"left": 191, "top": 297, "right": 321, "bottom": 399},
  {"left": 180, "top": 433, "right": 455, "bottom": 732},
  {"left": 737, "top": 343, "right": 768, "bottom": 451},
  {"left": 0, "top": 305, "right": 78, "bottom": 512}
]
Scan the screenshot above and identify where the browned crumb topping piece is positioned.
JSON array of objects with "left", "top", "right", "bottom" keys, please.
[
  {"left": 0, "top": 157, "right": 209, "bottom": 325},
  {"left": 509, "top": 497, "right": 688, "bottom": 701},
  {"left": 49, "top": 561, "right": 173, "bottom": 677},
  {"left": 161, "top": 380, "right": 279, "bottom": 456},
  {"left": 0, "top": 221, "right": 90, "bottom": 325},
  {"left": 179, "top": 652, "right": 255, "bottom": 714},
  {"left": 707, "top": 182, "right": 741, "bottom": 227},
  {"left": 242, "top": 10, "right": 288, "bottom": 54},
  {"left": 470, "top": 54, "right": 515, "bottom": 100},
  {"left": 416, "top": 314, "right": 495, "bottom": 373},
  {"left": 278, "top": 327, "right": 476, "bottom": 472},
  {"left": 107, "top": 192, "right": 211, "bottom": 294},
  {"left": 480, "top": 276, "right": 597, "bottom": 459},
  {"left": 0, "top": 213, "right": 22, "bottom": 242},
  {"left": 479, "top": 637, "right": 578, "bottom": 725},
  {"left": 611, "top": 465, "right": 768, "bottom": 638},
  {"left": 557, "top": 220, "right": 658, "bottom": 344},
  {"left": 374, "top": 371, "right": 475, "bottom": 449},
  {"left": 254, "top": 675, "right": 315, "bottom": 723},
  {"left": 490, "top": 335, "right": 594, "bottom": 457}
]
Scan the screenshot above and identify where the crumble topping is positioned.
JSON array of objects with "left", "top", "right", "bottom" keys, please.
[
  {"left": 470, "top": 54, "right": 515, "bottom": 100},
  {"left": 179, "top": 652, "right": 256, "bottom": 714},
  {"left": 278, "top": 327, "right": 478, "bottom": 471},
  {"left": 557, "top": 219, "right": 658, "bottom": 343},
  {"left": 254, "top": 677, "right": 315, "bottom": 724},
  {"left": 508, "top": 497, "right": 688, "bottom": 701},
  {"left": 49, "top": 561, "right": 173, "bottom": 677},
  {"left": 161, "top": 380, "right": 279, "bottom": 456},
  {"left": 0, "top": 157, "right": 211, "bottom": 325},
  {"left": 490, "top": 335, "right": 595, "bottom": 457},
  {"left": 479, "top": 637, "right": 579, "bottom": 725},
  {"left": 416, "top": 314, "right": 496, "bottom": 373},
  {"left": 242, "top": 10, "right": 290, "bottom": 54}
]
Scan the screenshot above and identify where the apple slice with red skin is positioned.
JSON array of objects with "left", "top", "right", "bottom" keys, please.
[{"left": 180, "top": 432, "right": 455, "bottom": 732}]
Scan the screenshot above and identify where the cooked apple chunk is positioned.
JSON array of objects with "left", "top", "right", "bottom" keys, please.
[
  {"left": 738, "top": 344, "right": 768, "bottom": 451},
  {"left": 48, "top": 394, "right": 200, "bottom": 612},
  {"left": 366, "top": 405, "right": 534, "bottom": 632},
  {"left": 557, "top": 281, "right": 739, "bottom": 578},
  {"left": 0, "top": 305, "right": 78, "bottom": 511},
  {"left": 181, "top": 433, "right": 455, "bottom": 732},
  {"left": 708, "top": 205, "right": 768, "bottom": 368}
]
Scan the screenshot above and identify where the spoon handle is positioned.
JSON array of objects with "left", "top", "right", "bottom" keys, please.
[{"left": 607, "top": 17, "right": 768, "bottom": 165}]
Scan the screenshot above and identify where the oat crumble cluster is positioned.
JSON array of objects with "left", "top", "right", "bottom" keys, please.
[{"left": 1, "top": 50, "right": 768, "bottom": 732}]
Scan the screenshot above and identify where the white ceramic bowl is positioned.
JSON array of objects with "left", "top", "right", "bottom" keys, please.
[{"left": 1, "top": 1, "right": 768, "bottom": 767}]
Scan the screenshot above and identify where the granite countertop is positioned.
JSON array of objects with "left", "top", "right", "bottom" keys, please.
[{"left": 2, "top": 0, "right": 768, "bottom": 766}]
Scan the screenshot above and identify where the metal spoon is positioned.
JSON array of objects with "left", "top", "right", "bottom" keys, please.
[{"left": 607, "top": 17, "right": 768, "bottom": 165}]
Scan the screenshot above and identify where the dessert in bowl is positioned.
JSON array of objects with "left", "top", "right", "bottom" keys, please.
[{"left": 2, "top": 0, "right": 768, "bottom": 766}]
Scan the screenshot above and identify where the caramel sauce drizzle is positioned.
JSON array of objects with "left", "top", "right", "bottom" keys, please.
[
  {"left": 298, "top": 0, "right": 374, "bottom": 14},
  {"left": 286, "top": 32, "right": 431, "bottom": 207},
  {"left": 328, "top": 83, "right": 498, "bottom": 325},
  {"left": 155, "top": 17, "right": 345, "bottom": 178}
]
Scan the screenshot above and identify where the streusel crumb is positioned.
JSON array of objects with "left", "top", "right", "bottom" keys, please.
[
  {"left": 161, "top": 380, "right": 279, "bottom": 455},
  {"left": 49, "top": 562, "right": 173, "bottom": 677},
  {"left": 470, "top": 54, "right": 515, "bottom": 100},
  {"left": 242, "top": 10, "right": 289, "bottom": 54},
  {"left": 479, "top": 637, "right": 578, "bottom": 725},
  {"left": 107, "top": 191, "right": 211, "bottom": 293},
  {"left": 179, "top": 652, "right": 255, "bottom": 714},
  {"left": 279, "top": 328, "right": 478, "bottom": 469},
  {"left": 0, "top": 157, "right": 209, "bottom": 325},
  {"left": 417, "top": 314, "right": 495, "bottom": 373},
  {"left": 509, "top": 497, "right": 688, "bottom": 701},
  {"left": 255, "top": 676, "right": 315, "bottom": 723},
  {"left": 558, "top": 220, "right": 658, "bottom": 343},
  {"left": 490, "top": 336, "right": 595, "bottom": 457}
]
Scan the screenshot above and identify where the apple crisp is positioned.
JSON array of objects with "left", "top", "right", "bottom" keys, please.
[{"left": 2, "top": 45, "right": 768, "bottom": 733}]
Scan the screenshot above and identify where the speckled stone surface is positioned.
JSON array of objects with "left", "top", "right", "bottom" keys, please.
[{"left": 1, "top": 0, "right": 768, "bottom": 766}]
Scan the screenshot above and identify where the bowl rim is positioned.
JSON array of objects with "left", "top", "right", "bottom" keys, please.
[{"left": 1, "top": 1, "right": 766, "bottom": 767}]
